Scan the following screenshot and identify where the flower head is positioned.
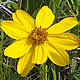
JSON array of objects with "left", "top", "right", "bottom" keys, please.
[{"left": 0, "top": 6, "right": 79, "bottom": 77}]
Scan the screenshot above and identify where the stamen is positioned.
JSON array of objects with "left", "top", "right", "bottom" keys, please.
[{"left": 30, "top": 27, "right": 48, "bottom": 44}]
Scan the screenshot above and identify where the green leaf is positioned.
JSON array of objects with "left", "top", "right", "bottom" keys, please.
[
  {"left": 51, "top": 68, "right": 56, "bottom": 80},
  {"left": 71, "top": 58, "right": 77, "bottom": 73}
]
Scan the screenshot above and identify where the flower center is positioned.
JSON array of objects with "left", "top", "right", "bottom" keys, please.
[{"left": 30, "top": 27, "right": 48, "bottom": 44}]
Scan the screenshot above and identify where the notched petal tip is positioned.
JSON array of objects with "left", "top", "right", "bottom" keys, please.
[
  {"left": 17, "top": 48, "right": 35, "bottom": 77},
  {"left": 60, "top": 57, "right": 70, "bottom": 67},
  {"left": 15, "top": 9, "right": 24, "bottom": 13},
  {"left": 48, "top": 17, "right": 79, "bottom": 34},
  {"left": 67, "top": 17, "right": 79, "bottom": 25},
  {"left": 4, "top": 51, "right": 7, "bottom": 56},
  {"left": 54, "top": 53, "right": 70, "bottom": 67},
  {"left": 36, "top": 5, "right": 55, "bottom": 28},
  {"left": 17, "top": 62, "right": 35, "bottom": 77},
  {"left": 13, "top": 9, "right": 34, "bottom": 33},
  {"left": 48, "top": 32, "right": 80, "bottom": 50},
  {"left": 46, "top": 43, "right": 70, "bottom": 66}
]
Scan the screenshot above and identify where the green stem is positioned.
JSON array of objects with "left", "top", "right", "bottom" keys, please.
[
  {"left": 58, "top": 72, "right": 60, "bottom": 80},
  {"left": 26, "top": 0, "right": 29, "bottom": 10},
  {"left": 51, "top": 68, "right": 56, "bottom": 80},
  {"left": 8, "top": 58, "right": 12, "bottom": 80},
  {"left": 0, "top": 29, "right": 4, "bottom": 80},
  {"left": 55, "top": 66, "right": 61, "bottom": 80},
  {"left": 22, "top": 0, "right": 29, "bottom": 10},
  {"left": 18, "top": 0, "right": 22, "bottom": 9},
  {"left": 41, "top": 64, "right": 47, "bottom": 80},
  {"left": 52, "top": 0, "right": 68, "bottom": 16},
  {"left": 67, "top": 0, "right": 76, "bottom": 17}
]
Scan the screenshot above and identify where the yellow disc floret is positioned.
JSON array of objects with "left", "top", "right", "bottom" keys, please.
[{"left": 30, "top": 27, "right": 48, "bottom": 44}]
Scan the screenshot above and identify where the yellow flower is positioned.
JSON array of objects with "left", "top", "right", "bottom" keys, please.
[{"left": 0, "top": 6, "right": 79, "bottom": 77}]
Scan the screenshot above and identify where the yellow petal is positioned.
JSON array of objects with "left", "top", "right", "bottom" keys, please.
[
  {"left": 46, "top": 43, "right": 69, "bottom": 66},
  {"left": 12, "top": 13, "right": 20, "bottom": 23},
  {"left": 13, "top": 9, "right": 35, "bottom": 33},
  {"left": 1, "top": 21, "right": 29, "bottom": 39},
  {"left": 4, "top": 39, "right": 33, "bottom": 58},
  {"left": 48, "top": 17, "right": 78, "bottom": 34},
  {"left": 48, "top": 33, "right": 79, "bottom": 50},
  {"left": 32, "top": 43, "right": 47, "bottom": 64},
  {"left": 17, "top": 47, "right": 35, "bottom": 77},
  {"left": 36, "top": 6, "right": 55, "bottom": 28}
]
